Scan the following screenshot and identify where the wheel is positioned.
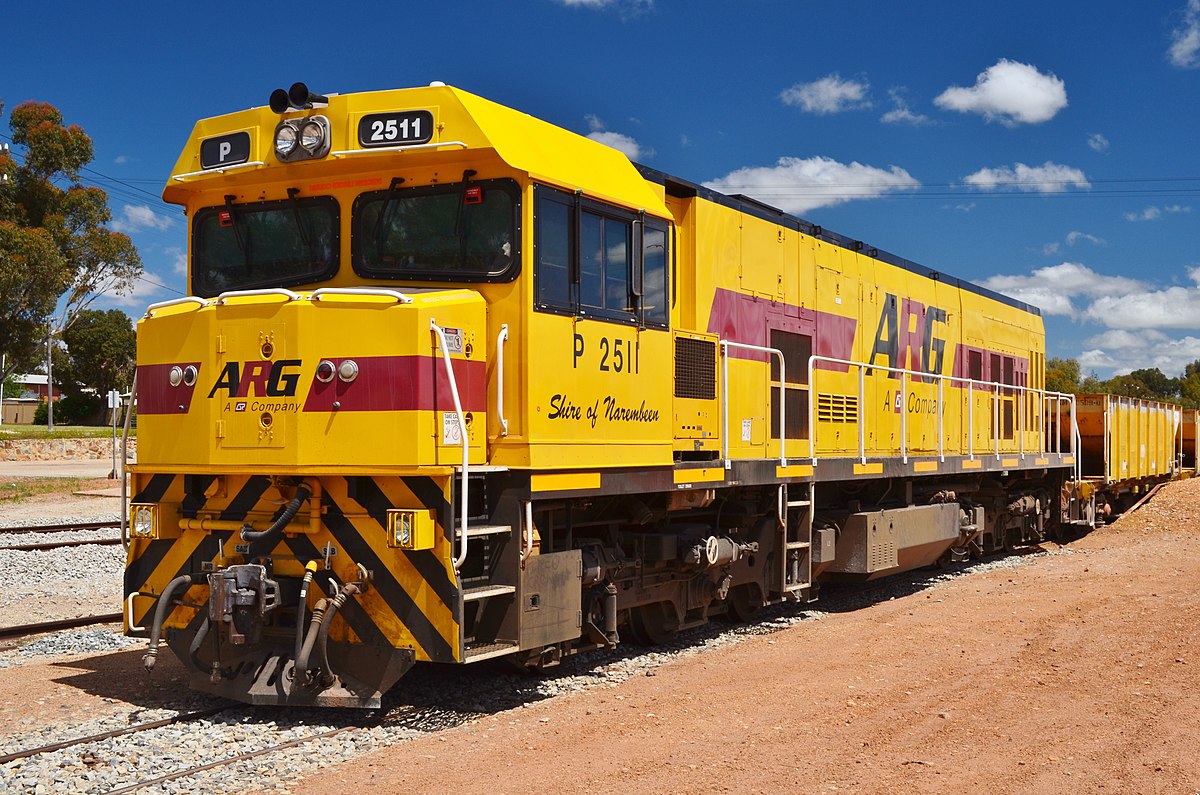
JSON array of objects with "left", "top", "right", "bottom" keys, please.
[
  {"left": 627, "top": 601, "right": 680, "bottom": 646},
  {"left": 726, "top": 584, "right": 763, "bottom": 623}
]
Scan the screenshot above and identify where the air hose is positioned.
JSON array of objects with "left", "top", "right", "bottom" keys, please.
[
  {"left": 143, "top": 574, "right": 193, "bottom": 672},
  {"left": 240, "top": 483, "right": 312, "bottom": 543},
  {"left": 293, "top": 599, "right": 329, "bottom": 679},
  {"left": 315, "top": 582, "right": 363, "bottom": 684},
  {"left": 293, "top": 561, "right": 320, "bottom": 666}
]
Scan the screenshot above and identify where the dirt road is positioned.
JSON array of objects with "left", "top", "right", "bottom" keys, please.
[{"left": 296, "top": 479, "right": 1200, "bottom": 795}]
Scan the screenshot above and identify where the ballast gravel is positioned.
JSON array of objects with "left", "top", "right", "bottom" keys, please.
[{"left": 0, "top": 516, "right": 1070, "bottom": 795}]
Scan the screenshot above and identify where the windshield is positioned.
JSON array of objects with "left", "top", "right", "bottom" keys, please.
[
  {"left": 353, "top": 178, "right": 519, "bottom": 281},
  {"left": 192, "top": 196, "right": 338, "bottom": 297}
]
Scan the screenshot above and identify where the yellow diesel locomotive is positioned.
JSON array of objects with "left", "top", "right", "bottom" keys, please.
[{"left": 126, "top": 82, "right": 1086, "bottom": 708}]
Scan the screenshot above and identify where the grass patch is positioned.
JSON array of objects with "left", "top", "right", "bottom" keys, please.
[
  {"left": 0, "top": 476, "right": 85, "bottom": 503},
  {"left": 0, "top": 426, "right": 135, "bottom": 440}
]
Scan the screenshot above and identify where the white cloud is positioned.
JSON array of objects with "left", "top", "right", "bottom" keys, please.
[
  {"left": 979, "top": 262, "right": 1145, "bottom": 317},
  {"left": 113, "top": 155, "right": 132, "bottom": 165},
  {"left": 1087, "top": 133, "right": 1110, "bottom": 153},
  {"left": 963, "top": 161, "right": 1089, "bottom": 193},
  {"left": 1124, "top": 204, "right": 1192, "bottom": 222},
  {"left": 584, "top": 114, "right": 651, "bottom": 161},
  {"left": 1080, "top": 329, "right": 1200, "bottom": 376},
  {"left": 934, "top": 59, "right": 1067, "bottom": 125},
  {"left": 1169, "top": 0, "right": 1200, "bottom": 67},
  {"left": 554, "top": 0, "right": 651, "bottom": 8},
  {"left": 703, "top": 156, "right": 919, "bottom": 214},
  {"left": 880, "top": 88, "right": 931, "bottom": 126},
  {"left": 781, "top": 74, "right": 872, "bottom": 115},
  {"left": 1087, "top": 285, "right": 1200, "bottom": 330},
  {"left": 112, "top": 204, "right": 175, "bottom": 234},
  {"left": 165, "top": 246, "right": 187, "bottom": 276},
  {"left": 1066, "top": 231, "right": 1105, "bottom": 247}
]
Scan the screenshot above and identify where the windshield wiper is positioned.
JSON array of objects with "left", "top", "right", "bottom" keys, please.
[
  {"left": 374, "top": 177, "right": 405, "bottom": 258},
  {"left": 454, "top": 169, "right": 478, "bottom": 266},
  {"left": 286, "top": 187, "right": 318, "bottom": 263},
  {"left": 223, "top": 195, "right": 250, "bottom": 272}
]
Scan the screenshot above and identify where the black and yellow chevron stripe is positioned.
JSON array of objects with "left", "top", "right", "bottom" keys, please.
[{"left": 124, "top": 472, "right": 462, "bottom": 665}]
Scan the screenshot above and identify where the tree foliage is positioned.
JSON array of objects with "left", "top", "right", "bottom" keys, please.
[
  {"left": 1045, "top": 357, "right": 1081, "bottom": 394},
  {"left": 55, "top": 309, "right": 136, "bottom": 424},
  {"left": 0, "top": 99, "right": 142, "bottom": 382}
]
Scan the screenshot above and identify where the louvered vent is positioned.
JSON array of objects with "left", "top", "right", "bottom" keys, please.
[
  {"left": 817, "top": 393, "right": 859, "bottom": 423},
  {"left": 675, "top": 337, "right": 717, "bottom": 400}
]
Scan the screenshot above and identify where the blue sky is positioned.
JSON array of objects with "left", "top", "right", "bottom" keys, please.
[{"left": 3, "top": 0, "right": 1199, "bottom": 378}]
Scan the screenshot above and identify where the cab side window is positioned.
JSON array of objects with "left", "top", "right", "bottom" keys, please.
[{"left": 535, "top": 184, "right": 670, "bottom": 328}]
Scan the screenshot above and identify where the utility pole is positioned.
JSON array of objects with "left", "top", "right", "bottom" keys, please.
[{"left": 46, "top": 326, "right": 54, "bottom": 431}]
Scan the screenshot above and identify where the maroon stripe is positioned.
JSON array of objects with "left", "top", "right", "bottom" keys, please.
[
  {"left": 707, "top": 287, "right": 856, "bottom": 371},
  {"left": 302, "top": 355, "right": 486, "bottom": 413},
  {"left": 136, "top": 363, "right": 202, "bottom": 415}
]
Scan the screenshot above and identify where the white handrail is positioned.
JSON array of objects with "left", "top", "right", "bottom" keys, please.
[
  {"left": 310, "top": 287, "right": 413, "bottom": 304},
  {"left": 330, "top": 141, "right": 468, "bottom": 157},
  {"left": 215, "top": 288, "right": 300, "bottom": 304},
  {"left": 496, "top": 324, "right": 509, "bottom": 437},
  {"left": 431, "top": 320, "right": 470, "bottom": 571},
  {"left": 721, "top": 341, "right": 787, "bottom": 467},
  {"left": 120, "top": 369, "right": 137, "bottom": 553},
  {"left": 144, "top": 296, "right": 207, "bottom": 318},
  {"left": 172, "top": 161, "right": 266, "bottom": 181},
  {"left": 807, "top": 354, "right": 1079, "bottom": 470}
]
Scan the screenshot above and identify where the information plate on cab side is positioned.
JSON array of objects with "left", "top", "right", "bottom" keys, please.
[
  {"left": 200, "top": 132, "right": 251, "bottom": 169},
  {"left": 357, "top": 110, "right": 435, "bottom": 148}
]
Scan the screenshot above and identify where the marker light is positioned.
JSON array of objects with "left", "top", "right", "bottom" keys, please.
[
  {"left": 315, "top": 360, "right": 336, "bottom": 383},
  {"left": 182, "top": 365, "right": 198, "bottom": 387},
  {"left": 168, "top": 366, "right": 183, "bottom": 387},
  {"left": 130, "top": 504, "right": 158, "bottom": 539},
  {"left": 337, "top": 359, "right": 359, "bottom": 383}
]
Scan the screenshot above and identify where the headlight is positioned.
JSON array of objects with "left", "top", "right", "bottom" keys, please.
[
  {"left": 131, "top": 504, "right": 158, "bottom": 539},
  {"left": 273, "top": 116, "right": 330, "bottom": 162},
  {"left": 275, "top": 125, "right": 297, "bottom": 157},
  {"left": 300, "top": 120, "right": 325, "bottom": 152}
]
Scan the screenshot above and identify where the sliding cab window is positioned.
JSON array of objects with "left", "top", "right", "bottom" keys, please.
[
  {"left": 352, "top": 178, "right": 520, "bottom": 282},
  {"left": 534, "top": 184, "right": 669, "bottom": 327},
  {"left": 192, "top": 196, "right": 339, "bottom": 297}
]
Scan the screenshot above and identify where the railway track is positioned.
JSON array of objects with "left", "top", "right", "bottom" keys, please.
[
  {"left": 0, "top": 613, "right": 124, "bottom": 641},
  {"left": 0, "top": 519, "right": 122, "bottom": 552},
  {"left": 0, "top": 519, "right": 120, "bottom": 535}
]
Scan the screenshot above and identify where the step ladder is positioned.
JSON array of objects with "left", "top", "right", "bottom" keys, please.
[
  {"left": 777, "top": 483, "right": 815, "bottom": 601},
  {"left": 456, "top": 520, "right": 521, "bottom": 663}
]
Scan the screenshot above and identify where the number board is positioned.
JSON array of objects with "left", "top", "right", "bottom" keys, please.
[
  {"left": 358, "top": 110, "right": 435, "bottom": 148},
  {"left": 200, "top": 132, "right": 251, "bottom": 169}
]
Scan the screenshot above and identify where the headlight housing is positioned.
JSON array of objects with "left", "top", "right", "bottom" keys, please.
[
  {"left": 273, "top": 115, "right": 330, "bottom": 162},
  {"left": 130, "top": 504, "right": 159, "bottom": 539}
]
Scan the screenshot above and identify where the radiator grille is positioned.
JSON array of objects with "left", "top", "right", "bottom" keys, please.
[
  {"left": 675, "top": 337, "right": 717, "bottom": 400},
  {"left": 817, "top": 392, "right": 859, "bottom": 423}
]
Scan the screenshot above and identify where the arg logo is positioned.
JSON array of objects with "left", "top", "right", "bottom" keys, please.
[{"left": 207, "top": 360, "right": 302, "bottom": 398}]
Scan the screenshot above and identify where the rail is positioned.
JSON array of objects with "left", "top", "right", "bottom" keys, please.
[
  {"left": 721, "top": 340, "right": 787, "bottom": 468},
  {"left": 803, "top": 355, "right": 1078, "bottom": 475},
  {"left": 430, "top": 320, "right": 470, "bottom": 571},
  {"left": 309, "top": 287, "right": 413, "bottom": 304},
  {"left": 143, "top": 296, "right": 207, "bottom": 318},
  {"left": 120, "top": 370, "right": 137, "bottom": 553},
  {"left": 496, "top": 324, "right": 509, "bottom": 436},
  {"left": 171, "top": 160, "right": 266, "bottom": 181},
  {"left": 330, "top": 140, "right": 468, "bottom": 157},
  {"left": 215, "top": 287, "right": 300, "bottom": 304}
]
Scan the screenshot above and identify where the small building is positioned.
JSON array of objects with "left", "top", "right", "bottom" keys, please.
[{"left": 1, "top": 374, "right": 60, "bottom": 426}]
